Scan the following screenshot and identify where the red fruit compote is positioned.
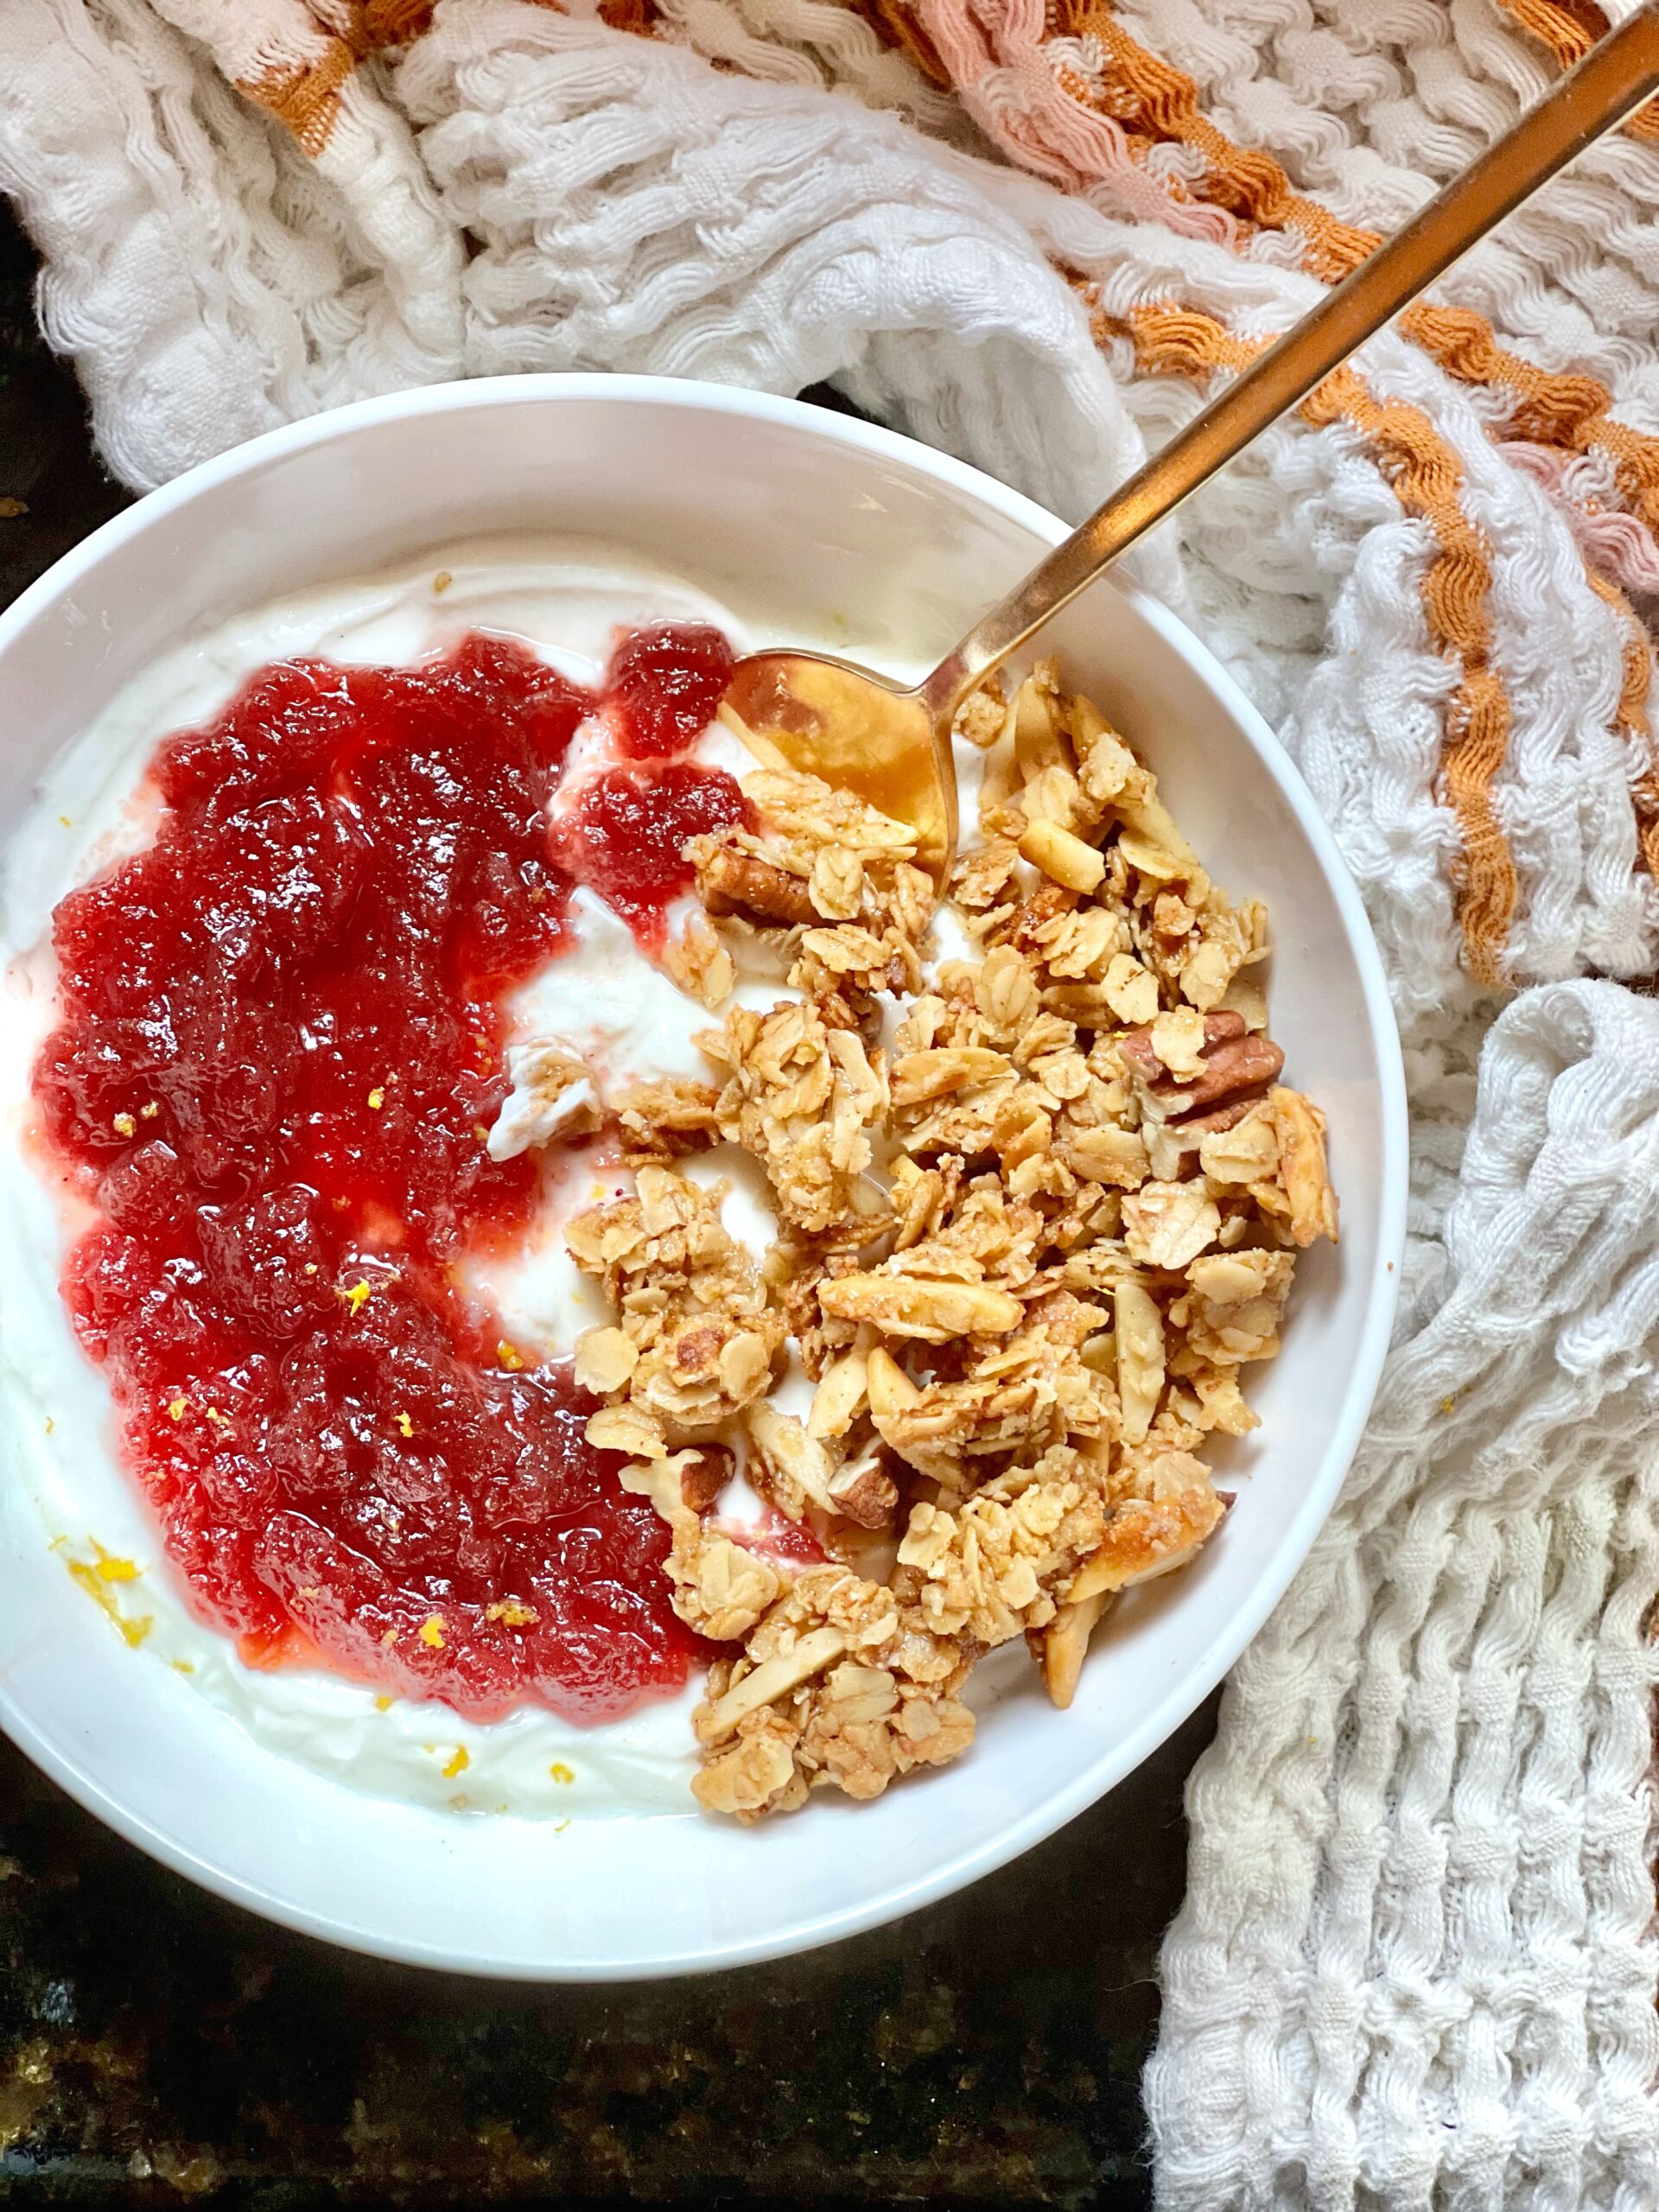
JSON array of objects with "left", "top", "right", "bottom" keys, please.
[{"left": 30, "top": 623, "right": 748, "bottom": 1725}]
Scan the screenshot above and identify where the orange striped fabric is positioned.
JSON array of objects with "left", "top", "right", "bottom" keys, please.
[
  {"left": 1103, "top": 297, "right": 1519, "bottom": 983},
  {"left": 1493, "top": 0, "right": 1659, "bottom": 137},
  {"left": 233, "top": 0, "right": 1659, "bottom": 982},
  {"left": 238, "top": 3, "right": 436, "bottom": 152},
  {"left": 1588, "top": 571, "right": 1659, "bottom": 878},
  {"left": 865, "top": 0, "right": 1659, "bottom": 971}
]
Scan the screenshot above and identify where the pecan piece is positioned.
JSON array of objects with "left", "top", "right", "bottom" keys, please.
[
  {"left": 682, "top": 1443, "right": 734, "bottom": 1513},
  {"left": 1177, "top": 1091, "right": 1269, "bottom": 1138},
  {"left": 1121, "top": 1008, "right": 1243, "bottom": 1083},
  {"left": 699, "top": 847, "right": 818, "bottom": 927},
  {"left": 1122, "top": 1009, "right": 1285, "bottom": 1116},
  {"left": 1175, "top": 1035, "right": 1284, "bottom": 1115},
  {"left": 827, "top": 1453, "right": 899, "bottom": 1529}
]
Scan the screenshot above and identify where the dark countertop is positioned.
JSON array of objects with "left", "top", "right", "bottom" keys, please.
[{"left": 0, "top": 198, "right": 1211, "bottom": 2209}]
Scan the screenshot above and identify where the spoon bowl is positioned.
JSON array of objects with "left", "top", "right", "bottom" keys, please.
[{"left": 721, "top": 652, "right": 955, "bottom": 876}]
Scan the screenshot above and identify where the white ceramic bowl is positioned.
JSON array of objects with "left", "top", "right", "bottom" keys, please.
[{"left": 0, "top": 377, "right": 1406, "bottom": 1978}]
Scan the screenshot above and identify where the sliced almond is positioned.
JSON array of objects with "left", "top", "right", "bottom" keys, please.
[
  {"left": 748, "top": 1401, "right": 839, "bottom": 1512},
  {"left": 720, "top": 1330, "right": 772, "bottom": 1402},
  {"left": 1040, "top": 1590, "right": 1112, "bottom": 1709},
  {"left": 701, "top": 1625, "right": 849, "bottom": 1742},
  {"left": 865, "top": 1345, "right": 922, "bottom": 1421},
  {"left": 820, "top": 1274, "right": 1025, "bottom": 1343},
  {"left": 574, "top": 1325, "right": 638, "bottom": 1395},
  {"left": 1114, "top": 1281, "right": 1165, "bottom": 1446},
  {"left": 1101, "top": 953, "right": 1160, "bottom": 1027},
  {"left": 1018, "top": 818, "right": 1105, "bottom": 894},
  {"left": 1060, "top": 1122, "right": 1147, "bottom": 1190},
  {"left": 1013, "top": 671, "right": 1066, "bottom": 779},
  {"left": 891, "top": 1046, "right": 1012, "bottom": 1107},
  {"left": 587, "top": 1404, "right": 666, "bottom": 1459},
  {"left": 1116, "top": 785, "right": 1197, "bottom": 870},
  {"left": 1066, "top": 1481, "right": 1225, "bottom": 1600},
  {"left": 1269, "top": 1085, "right": 1339, "bottom": 1247},
  {"left": 807, "top": 1345, "right": 869, "bottom": 1440}
]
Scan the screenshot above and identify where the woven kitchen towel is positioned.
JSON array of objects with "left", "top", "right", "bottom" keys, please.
[{"left": 4, "top": 3, "right": 1659, "bottom": 2203}]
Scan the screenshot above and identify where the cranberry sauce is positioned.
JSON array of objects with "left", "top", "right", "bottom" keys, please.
[
  {"left": 34, "top": 625, "right": 744, "bottom": 1721},
  {"left": 606, "top": 621, "right": 734, "bottom": 757},
  {"left": 556, "top": 761, "right": 752, "bottom": 939},
  {"left": 556, "top": 623, "right": 749, "bottom": 941}
]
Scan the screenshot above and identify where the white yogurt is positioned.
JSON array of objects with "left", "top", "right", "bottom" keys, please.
[
  {"left": 503, "top": 887, "right": 787, "bottom": 1097},
  {"left": 0, "top": 537, "right": 955, "bottom": 1822}
]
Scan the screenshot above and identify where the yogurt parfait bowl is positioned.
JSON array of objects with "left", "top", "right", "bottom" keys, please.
[{"left": 0, "top": 376, "right": 1405, "bottom": 1978}]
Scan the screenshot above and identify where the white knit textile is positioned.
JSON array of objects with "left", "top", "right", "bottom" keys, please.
[
  {"left": 1150, "top": 979, "right": 1659, "bottom": 2209},
  {"left": 3, "top": 5, "right": 1658, "bottom": 2205}
]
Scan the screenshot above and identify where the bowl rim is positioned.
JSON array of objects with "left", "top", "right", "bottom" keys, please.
[{"left": 0, "top": 372, "right": 1408, "bottom": 1977}]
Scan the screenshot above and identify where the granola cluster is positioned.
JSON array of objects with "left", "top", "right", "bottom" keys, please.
[{"left": 557, "top": 662, "right": 1337, "bottom": 1821}]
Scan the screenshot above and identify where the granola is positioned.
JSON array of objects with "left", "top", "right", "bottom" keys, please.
[{"left": 556, "top": 663, "right": 1337, "bottom": 1821}]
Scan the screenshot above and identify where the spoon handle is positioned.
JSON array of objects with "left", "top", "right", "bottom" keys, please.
[{"left": 924, "top": 2, "right": 1659, "bottom": 716}]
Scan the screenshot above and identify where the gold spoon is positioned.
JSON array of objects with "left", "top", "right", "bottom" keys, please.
[{"left": 721, "top": 5, "right": 1659, "bottom": 881}]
